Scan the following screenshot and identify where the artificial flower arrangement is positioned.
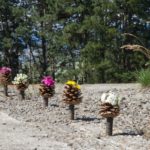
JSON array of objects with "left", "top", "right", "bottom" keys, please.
[
  {"left": 100, "top": 91, "right": 121, "bottom": 136},
  {"left": 12, "top": 73, "right": 28, "bottom": 89},
  {"left": 39, "top": 76, "right": 55, "bottom": 107},
  {"left": 0, "top": 67, "right": 12, "bottom": 96},
  {"left": 12, "top": 73, "right": 28, "bottom": 100},
  {"left": 0, "top": 67, "right": 12, "bottom": 76},
  {"left": 63, "top": 80, "right": 82, "bottom": 120},
  {"left": 0, "top": 67, "right": 12, "bottom": 84}
]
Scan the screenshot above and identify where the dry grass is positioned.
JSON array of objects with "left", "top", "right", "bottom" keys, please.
[{"left": 121, "top": 44, "right": 150, "bottom": 59}]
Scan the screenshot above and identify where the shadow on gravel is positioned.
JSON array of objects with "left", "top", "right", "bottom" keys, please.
[
  {"left": 76, "top": 116, "right": 101, "bottom": 122},
  {"left": 50, "top": 104, "right": 59, "bottom": 107},
  {"left": 113, "top": 131, "right": 144, "bottom": 136}
]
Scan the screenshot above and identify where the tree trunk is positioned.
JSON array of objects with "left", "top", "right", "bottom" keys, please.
[
  {"left": 39, "top": 0, "right": 47, "bottom": 76},
  {"left": 41, "top": 35, "right": 47, "bottom": 75},
  {"left": 106, "top": 117, "right": 113, "bottom": 136}
]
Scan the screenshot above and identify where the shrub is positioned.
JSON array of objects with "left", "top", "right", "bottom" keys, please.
[{"left": 136, "top": 69, "right": 150, "bottom": 87}]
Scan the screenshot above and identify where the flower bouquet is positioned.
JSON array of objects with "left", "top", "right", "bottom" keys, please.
[
  {"left": 100, "top": 91, "right": 121, "bottom": 136},
  {"left": 0, "top": 67, "right": 12, "bottom": 96},
  {"left": 12, "top": 73, "right": 28, "bottom": 100},
  {"left": 63, "top": 80, "right": 82, "bottom": 120},
  {"left": 39, "top": 76, "right": 55, "bottom": 107}
]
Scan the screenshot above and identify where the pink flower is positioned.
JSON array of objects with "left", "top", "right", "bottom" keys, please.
[
  {"left": 41, "top": 76, "right": 55, "bottom": 87},
  {"left": 0, "top": 67, "right": 12, "bottom": 75}
]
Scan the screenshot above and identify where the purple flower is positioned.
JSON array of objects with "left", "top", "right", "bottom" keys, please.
[
  {"left": 0, "top": 67, "right": 12, "bottom": 75},
  {"left": 41, "top": 76, "right": 55, "bottom": 87}
]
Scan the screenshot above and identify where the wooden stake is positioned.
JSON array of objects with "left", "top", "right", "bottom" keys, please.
[
  {"left": 19, "top": 90, "right": 25, "bottom": 100},
  {"left": 43, "top": 97, "right": 48, "bottom": 107},
  {"left": 4, "top": 84, "right": 8, "bottom": 96},
  {"left": 69, "top": 104, "right": 75, "bottom": 120},
  {"left": 106, "top": 117, "right": 113, "bottom": 136}
]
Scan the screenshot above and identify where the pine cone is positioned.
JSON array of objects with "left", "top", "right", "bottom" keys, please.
[
  {"left": 0, "top": 74, "right": 11, "bottom": 85},
  {"left": 100, "top": 103, "right": 120, "bottom": 118},
  {"left": 16, "top": 83, "right": 28, "bottom": 91},
  {"left": 39, "top": 84, "right": 55, "bottom": 98},
  {"left": 63, "top": 85, "right": 82, "bottom": 105}
]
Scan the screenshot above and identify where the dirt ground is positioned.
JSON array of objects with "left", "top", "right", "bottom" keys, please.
[{"left": 0, "top": 84, "right": 150, "bottom": 150}]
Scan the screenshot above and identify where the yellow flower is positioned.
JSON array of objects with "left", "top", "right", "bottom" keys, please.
[
  {"left": 66, "top": 80, "right": 76, "bottom": 86},
  {"left": 66, "top": 80, "right": 81, "bottom": 90},
  {"left": 76, "top": 84, "right": 81, "bottom": 90}
]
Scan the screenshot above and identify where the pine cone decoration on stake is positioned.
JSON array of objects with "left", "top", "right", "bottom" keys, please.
[
  {"left": 0, "top": 73, "right": 11, "bottom": 85},
  {"left": 12, "top": 74, "right": 28, "bottom": 100},
  {"left": 100, "top": 91, "right": 121, "bottom": 136},
  {"left": 39, "top": 84, "right": 54, "bottom": 98},
  {"left": 39, "top": 76, "right": 55, "bottom": 107},
  {"left": 0, "top": 67, "right": 12, "bottom": 96},
  {"left": 63, "top": 80, "right": 82, "bottom": 120},
  {"left": 100, "top": 103, "right": 120, "bottom": 118},
  {"left": 16, "top": 83, "right": 28, "bottom": 100}
]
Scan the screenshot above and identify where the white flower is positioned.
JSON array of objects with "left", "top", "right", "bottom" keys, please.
[
  {"left": 12, "top": 73, "right": 28, "bottom": 85},
  {"left": 101, "top": 93, "right": 108, "bottom": 103},
  {"left": 101, "top": 91, "right": 120, "bottom": 106}
]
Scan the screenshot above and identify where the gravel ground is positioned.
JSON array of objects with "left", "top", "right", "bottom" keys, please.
[{"left": 0, "top": 83, "right": 150, "bottom": 150}]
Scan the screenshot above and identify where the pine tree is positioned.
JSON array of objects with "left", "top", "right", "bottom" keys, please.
[
  {"left": 0, "top": 0, "right": 149, "bottom": 83},
  {"left": 0, "top": 0, "right": 26, "bottom": 76}
]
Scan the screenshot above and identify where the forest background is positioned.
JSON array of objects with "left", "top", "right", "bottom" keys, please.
[{"left": 0, "top": 0, "right": 150, "bottom": 84}]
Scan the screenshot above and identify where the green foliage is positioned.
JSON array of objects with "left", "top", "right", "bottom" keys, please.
[
  {"left": 2, "top": 38, "right": 13, "bottom": 49},
  {"left": 114, "top": 71, "right": 136, "bottom": 83},
  {"left": 0, "top": 0, "right": 149, "bottom": 83},
  {"left": 136, "top": 69, "right": 150, "bottom": 87},
  {"left": 55, "top": 68, "right": 80, "bottom": 83}
]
